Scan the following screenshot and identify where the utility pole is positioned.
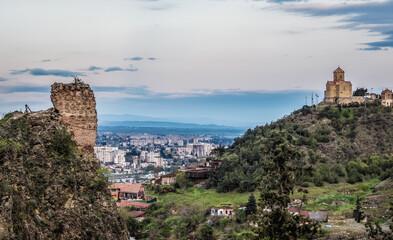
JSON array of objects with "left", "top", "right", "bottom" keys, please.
[
  {"left": 316, "top": 94, "right": 319, "bottom": 105},
  {"left": 312, "top": 92, "right": 314, "bottom": 106}
]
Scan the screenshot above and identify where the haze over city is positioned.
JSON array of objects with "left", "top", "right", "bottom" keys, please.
[{"left": 1, "top": 0, "right": 393, "bottom": 126}]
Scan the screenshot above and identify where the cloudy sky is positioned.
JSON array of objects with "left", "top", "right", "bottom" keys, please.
[{"left": 1, "top": 0, "right": 392, "bottom": 126}]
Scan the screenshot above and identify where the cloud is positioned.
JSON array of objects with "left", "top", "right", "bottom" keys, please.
[
  {"left": 0, "top": 77, "right": 7, "bottom": 82},
  {"left": 279, "top": 1, "right": 393, "bottom": 50},
  {"left": 266, "top": 0, "right": 302, "bottom": 3},
  {"left": 147, "top": 57, "right": 158, "bottom": 60},
  {"left": 0, "top": 86, "right": 50, "bottom": 94},
  {"left": 104, "top": 65, "right": 138, "bottom": 72},
  {"left": 124, "top": 57, "right": 143, "bottom": 61},
  {"left": 88, "top": 66, "right": 103, "bottom": 71},
  {"left": 10, "top": 68, "right": 85, "bottom": 77},
  {"left": 0, "top": 92, "right": 49, "bottom": 103},
  {"left": 41, "top": 59, "right": 51, "bottom": 62}
]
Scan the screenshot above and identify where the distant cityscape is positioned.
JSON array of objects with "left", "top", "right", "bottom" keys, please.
[{"left": 94, "top": 133, "right": 233, "bottom": 181}]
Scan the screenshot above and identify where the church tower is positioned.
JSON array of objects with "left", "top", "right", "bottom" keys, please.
[
  {"left": 334, "top": 67, "right": 345, "bottom": 82},
  {"left": 324, "top": 66, "right": 352, "bottom": 103}
]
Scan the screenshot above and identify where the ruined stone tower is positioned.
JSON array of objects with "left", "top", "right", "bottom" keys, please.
[{"left": 50, "top": 82, "right": 97, "bottom": 154}]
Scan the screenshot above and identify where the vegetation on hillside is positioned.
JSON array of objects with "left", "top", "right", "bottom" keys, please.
[
  {"left": 207, "top": 104, "right": 393, "bottom": 193},
  {"left": 0, "top": 110, "right": 128, "bottom": 239}
]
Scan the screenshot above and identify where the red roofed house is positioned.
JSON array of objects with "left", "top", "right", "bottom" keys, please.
[
  {"left": 108, "top": 183, "right": 145, "bottom": 200},
  {"left": 381, "top": 89, "right": 393, "bottom": 107},
  {"left": 324, "top": 67, "right": 353, "bottom": 103}
]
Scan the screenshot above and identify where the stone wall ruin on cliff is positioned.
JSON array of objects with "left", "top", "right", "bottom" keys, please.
[{"left": 50, "top": 82, "right": 97, "bottom": 154}]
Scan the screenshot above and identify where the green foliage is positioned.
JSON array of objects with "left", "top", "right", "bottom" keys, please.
[
  {"left": 176, "top": 172, "right": 192, "bottom": 190},
  {"left": 0, "top": 112, "right": 14, "bottom": 125},
  {"left": 0, "top": 138, "right": 22, "bottom": 157},
  {"left": 353, "top": 87, "right": 368, "bottom": 96},
  {"left": 234, "top": 209, "right": 246, "bottom": 224},
  {"left": 198, "top": 224, "right": 214, "bottom": 240},
  {"left": 88, "top": 168, "right": 110, "bottom": 192},
  {"left": 314, "top": 127, "right": 330, "bottom": 143},
  {"left": 353, "top": 196, "right": 364, "bottom": 223},
  {"left": 257, "top": 130, "right": 320, "bottom": 240},
  {"left": 51, "top": 128, "right": 77, "bottom": 158},
  {"left": 126, "top": 216, "right": 142, "bottom": 238},
  {"left": 245, "top": 193, "right": 257, "bottom": 216}
]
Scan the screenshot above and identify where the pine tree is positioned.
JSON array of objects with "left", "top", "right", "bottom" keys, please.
[
  {"left": 353, "top": 196, "right": 364, "bottom": 223},
  {"left": 257, "top": 130, "right": 320, "bottom": 240},
  {"left": 245, "top": 193, "right": 257, "bottom": 216}
]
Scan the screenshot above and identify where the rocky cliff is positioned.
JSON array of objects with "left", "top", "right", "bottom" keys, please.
[{"left": 0, "top": 83, "right": 128, "bottom": 239}]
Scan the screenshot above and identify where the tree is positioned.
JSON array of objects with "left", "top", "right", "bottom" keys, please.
[
  {"left": 257, "top": 130, "right": 320, "bottom": 240},
  {"left": 353, "top": 87, "right": 368, "bottom": 96},
  {"left": 353, "top": 196, "right": 364, "bottom": 223},
  {"left": 175, "top": 172, "right": 192, "bottom": 190},
  {"left": 198, "top": 224, "right": 214, "bottom": 240},
  {"left": 245, "top": 193, "right": 257, "bottom": 216}
]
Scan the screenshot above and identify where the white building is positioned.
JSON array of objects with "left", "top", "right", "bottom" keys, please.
[{"left": 94, "top": 146, "right": 126, "bottom": 166}]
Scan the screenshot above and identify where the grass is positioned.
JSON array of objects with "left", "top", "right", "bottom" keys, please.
[
  {"left": 147, "top": 187, "right": 254, "bottom": 208},
  {"left": 292, "top": 178, "right": 380, "bottom": 215}
]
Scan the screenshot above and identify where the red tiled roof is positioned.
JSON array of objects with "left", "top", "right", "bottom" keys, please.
[
  {"left": 326, "top": 81, "right": 352, "bottom": 86},
  {"left": 109, "top": 183, "right": 143, "bottom": 194},
  {"left": 327, "top": 81, "right": 336, "bottom": 86},
  {"left": 334, "top": 67, "right": 344, "bottom": 73},
  {"left": 116, "top": 200, "right": 150, "bottom": 209}
]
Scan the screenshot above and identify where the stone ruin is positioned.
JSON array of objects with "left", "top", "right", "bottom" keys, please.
[{"left": 50, "top": 82, "right": 97, "bottom": 154}]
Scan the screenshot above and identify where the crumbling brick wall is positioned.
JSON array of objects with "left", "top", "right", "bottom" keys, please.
[{"left": 50, "top": 82, "right": 97, "bottom": 154}]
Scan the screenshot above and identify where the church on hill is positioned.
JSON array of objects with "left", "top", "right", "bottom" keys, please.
[
  {"left": 324, "top": 67, "right": 352, "bottom": 103},
  {"left": 323, "top": 66, "right": 365, "bottom": 105}
]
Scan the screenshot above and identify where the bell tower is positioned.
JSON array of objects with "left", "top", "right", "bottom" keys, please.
[{"left": 334, "top": 66, "right": 345, "bottom": 82}]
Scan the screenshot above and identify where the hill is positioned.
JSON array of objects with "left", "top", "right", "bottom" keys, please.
[
  {"left": 0, "top": 110, "right": 128, "bottom": 240},
  {"left": 207, "top": 104, "right": 393, "bottom": 192}
]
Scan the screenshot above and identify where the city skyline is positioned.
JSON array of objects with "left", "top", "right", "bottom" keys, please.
[{"left": 1, "top": 0, "right": 392, "bottom": 126}]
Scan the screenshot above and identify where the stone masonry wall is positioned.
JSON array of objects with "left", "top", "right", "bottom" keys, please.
[{"left": 50, "top": 82, "right": 97, "bottom": 154}]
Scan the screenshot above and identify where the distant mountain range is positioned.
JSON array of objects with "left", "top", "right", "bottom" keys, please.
[
  {"left": 97, "top": 114, "right": 251, "bottom": 136},
  {"left": 98, "top": 118, "right": 248, "bottom": 136},
  {"left": 98, "top": 113, "right": 257, "bottom": 128}
]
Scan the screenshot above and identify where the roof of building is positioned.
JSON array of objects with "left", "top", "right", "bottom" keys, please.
[
  {"left": 326, "top": 81, "right": 352, "bottom": 86},
  {"left": 129, "top": 211, "right": 145, "bottom": 218},
  {"left": 382, "top": 89, "right": 392, "bottom": 94},
  {"left": 109, "top": 182, "right": 143, "bottom": 194},
  {"left": 288, "top": 207, "right": 310, "bottom": 218},
  {"left": 309, "top": 211, "right": 328, "bottom": 222},
  {"left": 334, "top": 67, "right": 345, "bottom": 73}
]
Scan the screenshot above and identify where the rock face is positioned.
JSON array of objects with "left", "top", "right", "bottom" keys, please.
[
  {"left": 0, "top": 85, "right": 128, "bottom": 239},
  {"left": 50, "top": 82, "right": 97, "bottom": 154}
]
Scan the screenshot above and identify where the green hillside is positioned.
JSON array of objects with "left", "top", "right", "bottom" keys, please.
[{"left": 207, "top": 104, "right": 393, "bottom": 193}]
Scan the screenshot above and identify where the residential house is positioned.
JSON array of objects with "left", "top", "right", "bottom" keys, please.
[
  {"left": 211, "top": 205, "right": 235, "bottom": 218},
  {"left": 108, "top": 183, "right": 145, "bottom": 200},
  {"left": 381, "top": 89, "right": 393, "bottom": 107}
]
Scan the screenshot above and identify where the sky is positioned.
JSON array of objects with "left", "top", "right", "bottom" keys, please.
[{"left": 1, "top": 0, "right": 393, "bottom": 127}]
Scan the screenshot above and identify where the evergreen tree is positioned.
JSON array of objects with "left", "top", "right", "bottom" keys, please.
[
  {"left": 353, "top": 196, "right": 364, "bottom": 223},
  {"left": 257, "top": 130, "right": 320, "bottom": 240},
  {"left": 245, "top": 193, "right": 257, "bottom": 216}
]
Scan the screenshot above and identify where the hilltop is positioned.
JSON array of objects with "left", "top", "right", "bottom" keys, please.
[{"left": 207, "top": 103, "right": 393, "bottom": 192}]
